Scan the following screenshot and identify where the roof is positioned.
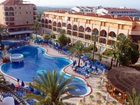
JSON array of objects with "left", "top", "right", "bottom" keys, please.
[
  {"left": 0, "top": 0, "right": 34, "bottom": 5},
  {"left": 46, "top": 11, "right": 136, "bottom": 21},
  {"left": 75, "top": 6, "right": 96, "bottom": 10},
  {"left": 1, "top": 0, "right": 22, "bottom": 5},
  {"left": 107, "top": 67, "right": 140, "bottom": 94},
  {"left": 104, "top": 7, "right": 140, "bottom": 12}
]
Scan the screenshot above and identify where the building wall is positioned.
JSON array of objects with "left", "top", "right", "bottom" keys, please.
[
  {"left": 41, "top": 12, "right": 140, "bottom": 49},
  {"left": 9, "top": 5, "right": 35, "bottom": 25},
  {"left": 0, "top": 5, "right": 6, "bottom": 24},
  {"left": 2, "top": 4, "right": 36, "bottom": 27},
  {"left": 0, "top": 0, "right": 36, "bottom": 37}
]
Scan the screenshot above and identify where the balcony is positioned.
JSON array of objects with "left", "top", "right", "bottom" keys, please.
[
  {"left": 72, "top": 32, "right": 77, "bottom": 36},
  {"left": 107, "top": 40, "right": 115, "bottom": 46},
  {"left": 85, "top": 34, "right": 91, "bottom": 40},
  {"left": 5, "top": 7, "right": 14, "bottom": 11},
  {"left": 5, "top": 12, "right": 14, "bottom": 16},
  {"left": 78, "top": 33, "right": 84, "bottom": 38},
  {"left": 67, "top": 30, "right": 71, "bottom": 35},
  {"left": 48, "top": 25, "right": 52, "bottom": 29},
  {"left": 53, "top": 27, "right": 56, "bottom": 31},
  {"left": 5, "top": 17, "right": 15, "bottom": 22},
  {"left": 99, "top": 38, "right": 106, "bottom": 44},
  {"left": 45, "top": 25, "right": 48, "bottom": 28}
]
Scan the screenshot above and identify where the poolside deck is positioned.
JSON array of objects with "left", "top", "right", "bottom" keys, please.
[{"left": 41, "top": 44, "right": 122, "bottom": 105}]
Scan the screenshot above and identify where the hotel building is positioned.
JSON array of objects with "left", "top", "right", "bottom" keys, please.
[
  {"left": 41, "top": 11, "right": 140, "bottom": 51},
  {"left": 0, "top": 0, "right": 36, "bottom": 39}
]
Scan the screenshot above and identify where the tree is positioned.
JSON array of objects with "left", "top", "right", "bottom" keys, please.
[
  {"left": 0, "top": 25, "right": 8, "bottom": 50},
  {"left": 58, "top": 34, "right": 71, "bottom": 47},
  {"left": 26, "top": 71, "right": 76, "bottom": 105},
  {"left": 50, "top": 34, "right": 56, "bottom": 39},
  {"left": 127, "top": 88, "right": 140, "bottom": 105},
  {"left": 0, "top": 74, "right": 26, "bottom": 104},
  {"left": 33, "top": 14, "right": 40, "bottom": 40},
  {"left": 113, "top": 36, "right": 139, "bottom": 66},
  {"left": 70, "top": 41, "right": 85, "bottom": 66},
  {"left": 43, "top": 34, "right": 51, "bottom": 40},
  {"left": 92, "top": 29, "right": 99, "bottom": 60}
]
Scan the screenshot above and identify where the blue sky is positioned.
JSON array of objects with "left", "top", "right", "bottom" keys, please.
[{"left": 1, "top": 0, "right": 140, "bottom": 9}]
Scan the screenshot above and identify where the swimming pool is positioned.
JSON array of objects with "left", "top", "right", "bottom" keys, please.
[{"left": 1, "top": 45, "right": 91, "bottom": 96}]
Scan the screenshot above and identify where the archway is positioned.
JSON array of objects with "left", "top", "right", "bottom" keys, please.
[
  {"left": 67, "top": 24, "right": 72, "bottom": 29},
  {"left": 48, "top": 20, "right": 52, "bottom": 24},
  {"left": 41, "top": 19, "right": 44, "bottom": 23},
  {"left": 79, "top": 26, "right": 84, "bottom": 32},
  {"left": 92, "top": 28, "right": 99, "bottom": 35},
  {"left": 57, "top": 22, "right": 61, "bottom": 27},
  {"left": 100, "top": 30, "right": 107, "bottom": 37},
  {"left": 45, "top": 19, "right": 48, "bottom": 24},
  {"left": 85, "top": 27, "right": 91, "bottom": 32},
  {"left": 109, "top": 31, "right": 116, "bottom": 38},
  {"left": 53, "top": 21, "right": 56, "bottom": 26},
  {"left": 73, "top": 25, "right": 78, "bottom": 31}
]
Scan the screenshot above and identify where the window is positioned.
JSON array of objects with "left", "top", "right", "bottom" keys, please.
[
  {"left": 68, "top": 17, "right": 71, "bottom": 21},
  {"left": 62, "top": 23, "right": 66, "bottom": 27},
  {"left": 5, "top": 12, "right": 8, "bottom": 16},
  {"left": 9, "top": 7, "right": 14, "bottom": 11},
  {"left": 86, "top": 20, "right": 91, "bottom": 24},
  {"left": 9, "top": 17, "right": 14, "bottom": 21},
  {"left": 74, "top": 18, "right": 78, "bottom": 22},
  {"left": 9, "top": 23, "right": 14, "bottom": 25}
]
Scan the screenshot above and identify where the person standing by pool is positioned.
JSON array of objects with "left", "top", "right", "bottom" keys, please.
[{"left": 16, "top": 78, "right": 20, "bottom": 90}]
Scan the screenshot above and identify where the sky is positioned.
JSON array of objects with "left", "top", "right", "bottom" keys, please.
[{"left": 0, "top": 0, "right": 140, "bottom": 9}]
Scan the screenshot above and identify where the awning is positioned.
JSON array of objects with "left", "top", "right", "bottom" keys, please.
[{"left": 9, "top": 30, "right": 33, "bottom": 35}]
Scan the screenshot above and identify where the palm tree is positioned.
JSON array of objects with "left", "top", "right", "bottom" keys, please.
[
  {"left": 33, "top": 14, "right": 41, "bottom": 40},
  {"left": 26, "top": 71, "right": 76, "bottom": 105},
  {"left": 70, "top": 41, "right": 85, "bottom": 66},
  {"left": 0, "top": 24, "right": 8, "bottom": 50},
  {"left": 127, "top": 88, "right": 140, "bottom": 105},
  {"left": 113, "top": 35, "right": 139, "bottom": 66},
  {"left": 92, "top": 30, "right": 98, "bottom": 61},
  {"left": 0, "top": 74, "right": 26, "bottom": 104}
]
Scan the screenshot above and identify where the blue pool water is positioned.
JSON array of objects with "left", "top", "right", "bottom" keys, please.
[{"left": 1, "top": 46, "right": 90, "bottom": 96}]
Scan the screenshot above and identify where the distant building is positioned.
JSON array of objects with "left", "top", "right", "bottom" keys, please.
[
  {"left": 70, "top": 6, "right": 140, "bottom": 17},
  {"left": 96, "top": 7, "right": 140, "bottom": 17},
  {"left": 0, "top": 0, "right": 36, "bottom": 39},
  {"left": 70, "top": 6, "right": 97, "bottom": 14}
]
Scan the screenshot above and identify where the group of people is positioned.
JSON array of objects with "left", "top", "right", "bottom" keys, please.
[{"left": 15, "top": 78, "right": 25, "bottom": 90}]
